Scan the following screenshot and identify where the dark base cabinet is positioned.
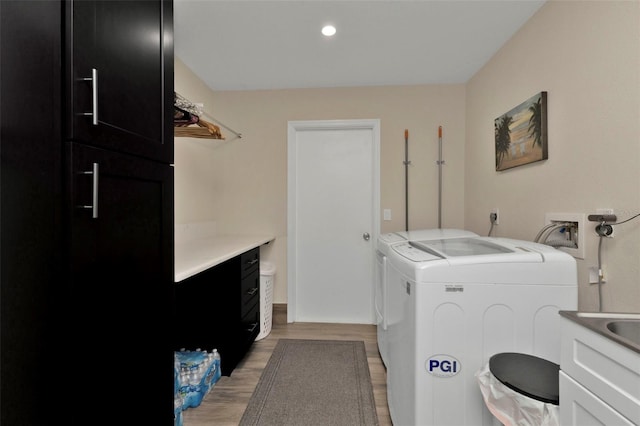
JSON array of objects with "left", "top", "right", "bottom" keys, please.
[{"left": 175, "top": 247, "right": 260, "bottom": 376}]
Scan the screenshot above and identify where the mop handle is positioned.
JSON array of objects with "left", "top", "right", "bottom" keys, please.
[
  {"left": 404, "top": 129, "right": 409, "bottom": 231},
  {"left": 438, "top": 126, "right": 443, "bottom": 228}
]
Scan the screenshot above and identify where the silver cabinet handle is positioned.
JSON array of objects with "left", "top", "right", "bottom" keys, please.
[
  {"left": 246, "top": 258, "right": 259, "bottom": 266},
  {"left": 363, "top": 232, "right": 370, "bottom": 241},
  {"left": 77, "top": 163, "right": 99, "bottom": 218},
  {"left": 247, "top": 287, "right": 258, "bottom": 296},
  {"left": 91, "top": 68, "right": 98, "bottom": 125},
  {"left": 78, "top": 68, "right": 98, "bottom": 125}
]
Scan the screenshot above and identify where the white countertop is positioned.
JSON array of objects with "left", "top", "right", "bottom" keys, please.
[{"left": 175, "top": 223, "right": 274, "bottom": 282}]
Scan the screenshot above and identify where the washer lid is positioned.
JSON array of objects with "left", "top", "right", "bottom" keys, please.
[
  {"left": 411, "top": 237, "right": 513, "bottom": 257},
  {"left": 396, "top": 228, "right": 479, "bottom": 241}
]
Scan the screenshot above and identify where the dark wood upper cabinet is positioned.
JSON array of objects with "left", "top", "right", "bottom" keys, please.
[{"left": 65, "top": 0, "right": 174, "bottom": 164}]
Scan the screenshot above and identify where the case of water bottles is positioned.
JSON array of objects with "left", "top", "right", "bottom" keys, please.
[{"left": 174, "top": 348, "right": 221, "bottom": 425}]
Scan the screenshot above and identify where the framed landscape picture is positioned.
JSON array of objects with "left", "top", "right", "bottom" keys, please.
[{"left": 495, "top": 91, "right": 548, "bottom": 171}]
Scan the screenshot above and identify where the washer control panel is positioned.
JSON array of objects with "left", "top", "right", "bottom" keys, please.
[{"left": 392, "top": 242, "right": 442, "bottom": 262}]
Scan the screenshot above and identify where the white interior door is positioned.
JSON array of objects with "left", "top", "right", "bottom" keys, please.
[{"left": 288, "top": 119, "right": 380, "bottom": 324}]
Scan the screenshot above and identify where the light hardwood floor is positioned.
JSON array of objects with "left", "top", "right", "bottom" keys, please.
[{"left": 181, "top": 305, "right": 392, "bottom": 426}]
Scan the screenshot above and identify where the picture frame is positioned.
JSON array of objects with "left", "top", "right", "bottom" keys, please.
[{"left": 495, "top": 91, "right": 548, "bottom": 171}]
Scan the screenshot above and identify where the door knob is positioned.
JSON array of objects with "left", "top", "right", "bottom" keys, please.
[{"left": 363, "top": 232, "right": 370, "bottom": 241}]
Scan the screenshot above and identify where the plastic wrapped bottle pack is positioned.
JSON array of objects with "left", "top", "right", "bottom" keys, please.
[{"left": 175, "top": 349, "right": 222, "bottom": 413}]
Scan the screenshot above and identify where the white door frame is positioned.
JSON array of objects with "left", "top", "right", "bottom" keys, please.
[{"left": 287, "top": 119, "right": 380, "bottom": 323}]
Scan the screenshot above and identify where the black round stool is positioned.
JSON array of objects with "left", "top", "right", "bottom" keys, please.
[{"left": 489, "top": 352, "right": 560, "bottom": 405}]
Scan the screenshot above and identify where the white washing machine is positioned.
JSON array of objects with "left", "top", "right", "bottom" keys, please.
[
  {"left": 375, "top": 229, "right": 478, "bottom": 367},
  {"left": 385, "top": 236, "right": 577, "bottom": 426}
]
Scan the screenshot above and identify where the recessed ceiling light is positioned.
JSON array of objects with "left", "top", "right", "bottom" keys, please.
[{"left": 321, "top": 25, "right": 336, "bottom": 37}]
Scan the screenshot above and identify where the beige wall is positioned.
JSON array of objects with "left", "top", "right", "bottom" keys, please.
[
  {"left": 465, "top": 0, "right": 640, "bottom": 312},
  {"left": 175, "top": 61, "right": 466, "bottom": 302},
  {"left": 176, "top": 0, "right": 640, "bottom": 312},
  {"left": 174, "top": 59, "right": 225, "bottom": 225}
]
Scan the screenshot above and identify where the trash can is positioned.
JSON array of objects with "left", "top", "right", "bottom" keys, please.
[
  {"left": 475, "top": 353, "right": 560, "bottom": 426},
  {"left": 256, "top": 261, "right": 276, "bottom": 341}
]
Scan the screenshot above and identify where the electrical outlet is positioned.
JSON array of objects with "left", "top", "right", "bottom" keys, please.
[
  {"left": 544, "top": 213, "right": 585, "bottom": 259},
  {"left": 490, "top": 208, "right": 499, "bottom": 225},
  {"left": 589, "top": 266, "right": 606, "bottom": 284}
]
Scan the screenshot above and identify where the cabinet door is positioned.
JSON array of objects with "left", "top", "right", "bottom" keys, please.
[
  {"left": 65, "top": 142, "right": 174, "bottom": 425},
  {"left": 1, "top": 1, "right": 65, "bottom": 424},
  {"left": 65, "top": 0, "right": 173, "bottom": 163},
  {"left": 559, "top": 372, "right": 635, "bottom": 426}
]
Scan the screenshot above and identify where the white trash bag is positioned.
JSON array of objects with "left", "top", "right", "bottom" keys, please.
[{"left": 475, "top": 361, "right": 560, "bottom": 426}]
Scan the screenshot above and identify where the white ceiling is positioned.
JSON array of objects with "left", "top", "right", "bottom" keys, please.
[{"left": 174, "top": 0, "right": 546, "bottom": 91}]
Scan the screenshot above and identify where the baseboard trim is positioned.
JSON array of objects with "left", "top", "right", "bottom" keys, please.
[{"left": 273, "top": 303, "right": 287, "bottom": 325}]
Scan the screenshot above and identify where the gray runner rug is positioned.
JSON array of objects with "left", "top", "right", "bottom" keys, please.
[{"left": 239, "top": 339, "right": 379, "bottom": 426}]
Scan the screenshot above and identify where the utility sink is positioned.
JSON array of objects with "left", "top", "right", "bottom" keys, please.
[{"left": 607, "top": 319, "right": 640, "bottom": 346}]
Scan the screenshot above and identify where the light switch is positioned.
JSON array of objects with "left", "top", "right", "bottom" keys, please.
[{"left": 383, "top": 209, "right": 391, "bottom": 221}]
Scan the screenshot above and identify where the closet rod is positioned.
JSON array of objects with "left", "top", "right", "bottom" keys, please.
[
  {"left": 201, "top": 111, "right": 242, "bottom": 140},
  {"left": 174, "top": 92, "right": 242, "bottom": 140}
]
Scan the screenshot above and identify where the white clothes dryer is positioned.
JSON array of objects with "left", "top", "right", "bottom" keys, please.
[
  {"left": 376, "top": 232, "right": 408, "bottom": 367},
  {"left": 385, "top": 236, "right": 577, "bottom": 426}
]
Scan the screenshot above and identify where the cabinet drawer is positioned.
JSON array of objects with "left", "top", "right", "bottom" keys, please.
[
  {"left": 240, "top": 247, "right": 259, "bottom": 277},
  {"left": 240, "top": 303, "right": 260, "bottom": 342},
  {"left": 241, "top": 268, "right": 260, "bottom": 316}
]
